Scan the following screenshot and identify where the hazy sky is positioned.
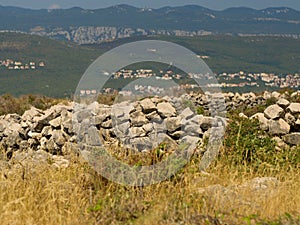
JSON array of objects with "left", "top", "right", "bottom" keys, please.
[{"left": 0, "top": 0, "right": 299, "bottom": 10}]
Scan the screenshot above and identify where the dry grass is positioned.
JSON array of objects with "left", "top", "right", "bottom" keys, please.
[
  {"left": 0, "top": 94, "right": 68, "bottom": 116},
  {"left": 0, "top": 100, "right": 299, "bottom": 224},
  {"left": 0, "top": 148, "right": 299, "bottom": 225}
]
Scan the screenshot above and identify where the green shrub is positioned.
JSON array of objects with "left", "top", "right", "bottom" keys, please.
[{"left": 223, "top": 116, "right": 275, "bottom": 169}]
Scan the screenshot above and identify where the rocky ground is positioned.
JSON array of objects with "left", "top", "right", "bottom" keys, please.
[
  {"left": 0, "top": 90, "right": 299, "bottom": 224},
  {"left": 0, "top": 90, "right": 300, "bottom": 167}
]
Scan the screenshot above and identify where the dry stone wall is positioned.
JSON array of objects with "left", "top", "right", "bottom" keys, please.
[{"left": 0, "top": 91, "right": 300, "bottom": 166}]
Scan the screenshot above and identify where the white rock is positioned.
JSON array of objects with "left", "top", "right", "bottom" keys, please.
[
  {"left": 157, "top": 102, "right": 176, "bottom": 118},
  {"left": 277, "top": 98, "right": 290, "bottom": 108},
  {"left": 269, "top": 119, "right": 290, "bottom": 135},
  {"left": 264, "top": 105, "right": 284, "bottom": 119},
  {"left": 140, "top": 98, "right": 156, "bottom": 113},
  {"left": 283, "top": 133, "right": 300, "bottom": 145},
  {"left": 287, "top": 103, "right": 300, "bottom": 114}
]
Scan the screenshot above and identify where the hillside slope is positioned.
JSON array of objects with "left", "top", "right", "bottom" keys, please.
[
  {"left": 0, "top": 32, "right": 102, "bottom": 97},
  {"left": 0, "top": 33, "right": 299, "bottom": 97},
  {"left": 0, "top": 4, "right": 299, "bottom": 43}
]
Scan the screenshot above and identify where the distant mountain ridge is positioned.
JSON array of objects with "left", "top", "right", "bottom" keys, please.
[{"left": 0, "top": 4, "right": 300, "bottom": 44}]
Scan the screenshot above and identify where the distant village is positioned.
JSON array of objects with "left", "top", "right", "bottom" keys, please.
[
  {"left": 113, "top": 69, "right": 300, "bottom": 89},
  {"left": 0, "top": 59, "right": 45, "bottom": 70},
  {"left": 218, "top": 71, "right": 300, "bottom": 89},
  {"left": 113, "top": 69, "right": 182, "bottom": 80},
  {"left": 80, "top": 69, "right": 300, "bottom": 96}
]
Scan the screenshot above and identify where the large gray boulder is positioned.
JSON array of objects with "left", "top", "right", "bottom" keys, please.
[
  {"left": 130, "top": 111, "right": 148, "bottom": 127},
  {"left": 276, "top": 98, "right": 290, "bottom": 108},
  {"left": 22, "top": 106, "right": 43, "bottom": 121},
  {"left": 165, "top": 116, "right": 181, "bottom": 132},
  {"left": 129, "top": 127, "right": 146, "bottom": 138},
  {"left": 140, "top": 98, "right": 156, "bottom": 114},
  {"left": 264, "top": 105, "right": 284, "bottom": 120},
  {"left": 269, "top": 119, "right": 290, "bottom": 135},
  {"left": 283, "top": 133, "right": 300, "bottom": 145},
  {"left": 287, "top": 103, "right": 300, "bottom": 114},
  {"left": 157, "top": 102, "right": 176, "bottom": 118},
  {"left": 284, "top": 113, "right": 296, "bottom": 126},
  {"left": 180, "top": 107, "right": 194, "bottom": 120}
]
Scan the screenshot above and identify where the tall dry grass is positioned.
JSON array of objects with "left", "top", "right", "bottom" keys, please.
[{"left": 0, "top": 146, "right": 299, "bottom": 225}]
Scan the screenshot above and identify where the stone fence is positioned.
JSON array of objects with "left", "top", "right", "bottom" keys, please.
[{"left": 0, "top": 91, "right": 299, "bottom": 164}]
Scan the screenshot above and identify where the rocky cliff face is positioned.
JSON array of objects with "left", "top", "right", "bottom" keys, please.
[
  {"left": 0, "top": 91, "right": 299, "bottom": 168},
  {"left": 30, "top": 26, "right": 212, "bottom": 44}
]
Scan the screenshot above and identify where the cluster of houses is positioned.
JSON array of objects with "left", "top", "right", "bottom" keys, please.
[
  {"left": 79, "top": 70, "right": 299, "bottom": 96},
  {"left": 0, "top": 59, "right": 45, "bottom": 70},
  {"left": 112, "top": 69, "right": 183, "bottom": 81},
  {"left": 217, "top": 71, "right": 300, "bottom": 88}
]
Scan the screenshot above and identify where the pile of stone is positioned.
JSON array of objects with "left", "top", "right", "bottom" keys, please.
[
  {"left": 0, "top": 90, "right": 299, "bottom": 166},
  {"left": 0, "top": 95, "right": 225, "bottom": 161},
  {"left": 68, "top": 95, "right": 224, "bottom": 152},
  {"left": 250, "top": 99, "right": 300, "bottom": 145},
  {"left": 0, "top": 104, "right": 74, "bottom": 157},
  {"left": 188, "top": 90, "right": 300, "bottom": 113},
  {"left": 188, "top": 91, "right": 265, "bottom": 112}
]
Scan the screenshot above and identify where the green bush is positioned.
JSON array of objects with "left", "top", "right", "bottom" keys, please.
[
  {"left": 222, "top": 115, "right": 300, "bottom": 172},
  {"left": 223, "top": 116, "right": 275, "bottom": 168}
]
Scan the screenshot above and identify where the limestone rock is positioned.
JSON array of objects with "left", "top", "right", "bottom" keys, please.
[
  {"left": 284, "top": 113, "right": 296, "bottom": 126},
  {"left": 28, "top": 131, "right": 42, "bottom": 140},
  {"left": 165, "top": 116, "right": 181, "bottom": 132},
  {"left": 101, "top": 119, "right": 112, "bottom": 129},
  {"left": 33, "top": 110, "right": 56, "bottom": 132},
  {"left": 182, "top": 135, "right": 200, "bottom": 145},
  {"left": 129, "top": 127, "right": 146, "bottom": 138},
  {"left": 45, "top": 138, "right": 60, "bottom": 154},
  {"left": 114, "top": 121, "right": 130, "bottom": 137},
  {"left": 180, "top": 107, "right": 194, "bottom": 120},
  {"left": 130, "top": 111, "right": 148, "bottom": 127},
  {"left": 184, "top": 124, "right": 203, "bottom": 136},
  {"left": 272, "top": 137, "right": 288, "bottom": 149},
  {"left": 155, "top": 133, "right": 177, "bottom": 149},
  {"left": 239, "top": 113, "right": 248, "bottom": 119},
  {"left": 49, "top": 117, "right": 62, "bottom": 128},
  {"left": 157, "top": 102, "right": 176, "bottom": 118},
  {"left": 271, "top": 91, "right": 281, "bottom": 99},
  {"left": 140, "top": 98, "right": 156, "bottom": 114},
  {"left": 283, "top": 133, "right": 300, "bottom": 145},
  {"left": 264, "top": 105, "right": 284, "bottom": 119},
  {"left": 277, "top": 98, "right": 290, "bottom": 108},
  {"left": 22, "top": 107, "right": 43, "bottom": 121},
  {"left": 129, "top": 137, "right": 153, "bottom": 151},
  {"left": 269, "top": 119, "right": 290, "bottom": 135},
  {"left": 169, "top": 130, "right": 185, "bottom": 139},
  {"left": 287, "top": 103, "right": 300, "bottom": 114},
  {"left": 146, "top": 111, "right": 162, "bottom": 123},
  {"left": 142, "top": 123, "right": 154, "bottom": 134},
  {"left": 52, "top": 155, "right": 70, "bottom": 168},
  {"left": 199, "top": 116, "right": 214, "bottom": 131},
  {"left": 84, "top": 127, "right": 100, "bottom": 146}
]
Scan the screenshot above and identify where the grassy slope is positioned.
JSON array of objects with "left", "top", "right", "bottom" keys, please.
[
  {"left": 157, "top": 35, "right": 300, "bottom": 74},
  {"left": 91, "top": 35, "right": 300, "bottom": 74},
  {"left": 0, "top": 32, "right": 103, "bottom": 97}
]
